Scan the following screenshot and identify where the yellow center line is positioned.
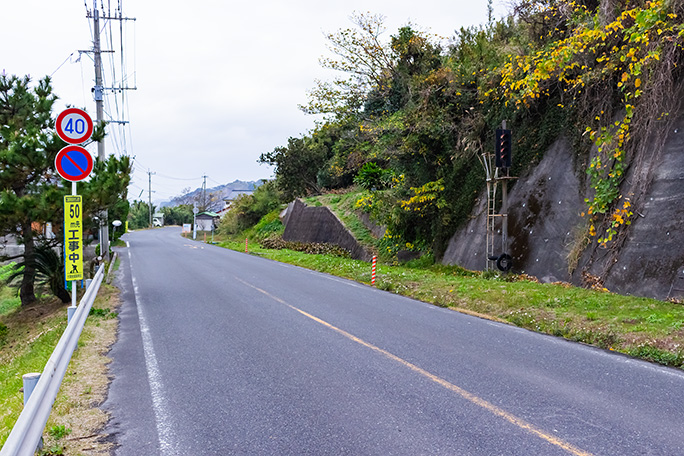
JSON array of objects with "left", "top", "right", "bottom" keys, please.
[{"left": 236, "top": 277, "right": 594, "bottom": 456}]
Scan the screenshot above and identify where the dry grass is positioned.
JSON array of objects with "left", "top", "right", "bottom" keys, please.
[{"left": 40, "top": 284, "right": 121, "bottom": 455}]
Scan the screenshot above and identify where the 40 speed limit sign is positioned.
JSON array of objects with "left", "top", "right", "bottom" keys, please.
[{"left": 56, "top": 107, "right": 94, "bottom": 144}]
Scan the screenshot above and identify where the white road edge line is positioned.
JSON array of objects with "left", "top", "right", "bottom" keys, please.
[{"left": 126, "top": 241, "right": 178, "bottom": 454}]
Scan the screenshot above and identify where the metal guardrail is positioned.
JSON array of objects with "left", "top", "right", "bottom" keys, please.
[{"left": 0, "top": 264, "right": 106, "bottom": 456}]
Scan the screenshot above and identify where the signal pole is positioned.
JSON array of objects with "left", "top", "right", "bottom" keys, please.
[{"left": 500, "top": 120, "right": 509, "bottom": 257}]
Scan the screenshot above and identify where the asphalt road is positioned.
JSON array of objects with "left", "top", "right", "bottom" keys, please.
[{"left": 104, "top": 227, "right": 684, "bottom": 455}]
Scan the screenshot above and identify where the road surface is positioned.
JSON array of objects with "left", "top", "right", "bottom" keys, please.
[{"left": 104, "top": 227, "right": 684, "bottom": 455}]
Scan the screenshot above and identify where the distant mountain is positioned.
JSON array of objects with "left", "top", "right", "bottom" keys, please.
[{"left": 157, "top": 180, "right": 263, "bottom": 210}]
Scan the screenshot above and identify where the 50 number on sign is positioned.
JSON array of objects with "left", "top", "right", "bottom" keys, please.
[{"left": 64, "top": 196, "right": 83, "bottom": 281}]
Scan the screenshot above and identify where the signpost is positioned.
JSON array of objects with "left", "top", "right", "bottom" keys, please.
[{"left": 55, "top": 108, "right": 94, "bottom": 317}]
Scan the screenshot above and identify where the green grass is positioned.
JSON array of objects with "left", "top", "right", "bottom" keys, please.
[
  {"left": 304, "top": 192, "right": 381, "bottom": 256},
  {"left": 0, "top": 288, "right": 20, "bottom": 317},
  {"left": 0, "top": 299, "right": 68, "bottom": 444},
  {"left": 0, "top": 274, "right": 117, "bottom": 445},
  {"left": 217, "top": 237, "right": 684, "bottom": 369}
]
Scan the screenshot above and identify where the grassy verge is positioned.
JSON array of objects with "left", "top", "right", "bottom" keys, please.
[
  {"left": 0, "top": 278, "right": 120, "bottom": 454},
  {"left": 216, "top": 238, "right": 684, "bottom": 369},
  {"left": 304, "top": 192, "right": 381, "bottom": 257}
]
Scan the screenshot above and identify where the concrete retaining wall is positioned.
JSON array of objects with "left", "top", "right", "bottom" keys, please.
[
  {"left": 443, "top": 119, "right": 684, "bottom": 301},
  {"left": 282, "top": 199, "right": 372, "bottom": 261}
]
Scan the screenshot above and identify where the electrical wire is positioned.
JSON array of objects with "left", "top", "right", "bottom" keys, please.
[
  {"left": 156, "top": 173, "right": 203, "bottom": 181},
  {"left": 50, "top": 52, "right": 75, "bottom": 77}
]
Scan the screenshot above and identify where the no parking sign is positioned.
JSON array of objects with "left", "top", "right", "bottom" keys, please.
[{"left": 55, "top": 145, "right": 94, "bottom": 182}]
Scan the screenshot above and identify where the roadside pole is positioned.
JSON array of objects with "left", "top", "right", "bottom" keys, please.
[
  {"left": 68, "top": 183, "right": 78, "bottom": 321},
  {"left": 193, "top": 204, "right": 198, "bottom": 240}
]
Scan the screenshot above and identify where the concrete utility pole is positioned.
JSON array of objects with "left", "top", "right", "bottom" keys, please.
[
  {"left": 197, "top": 175, "right": 207, "bottom": 211},
  {"left": 86, "top": 0, "right": 136, "bottom": 260},
  {"left": 91, "top": 2, "right": 110, "bottom": 261},
  {"left": 148, "top": 169, "right": 156, "bottom": 226}
]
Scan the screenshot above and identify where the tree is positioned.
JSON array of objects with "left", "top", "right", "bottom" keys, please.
[
  {"left": 217, "top": 180, "right": 282, "bottom": 235},
  {"left": 0, "top": 75, "right": 132, "bottom": 304},
  {"left": 81, "top": 155, "right": 132, "bottom": 246},
  {"left": 161, "top": 204, "right": 194, "bottom": 226},
  {"left": 300, "top": 12, "right": 396, "bottom": 118},
  {"left": 259, "top": 136, "right": 329, "bottom": 200},
  {"left": 0, "top": 74, "right": 64, "bottom": 305},
  {"left": 128, "top": 200, "right": 153, "bottom": 230}
]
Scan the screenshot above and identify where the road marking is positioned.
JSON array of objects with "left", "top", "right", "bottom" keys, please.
[
  {"left": 236, "top": 277, "right": 593, "bottom": 456},
  {"left": 127, "top": 242, "right": 178, "bottom": 454}
]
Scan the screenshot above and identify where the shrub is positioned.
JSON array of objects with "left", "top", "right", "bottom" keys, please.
[
  {"left": 218, "top": 181, "right": 282, "bottom": 235},
  {"left": 354, "top": 162, "right": 395, "bottom": 190},
  {"left": 0, "top": 322, "right": 8, "bottom": 346},
  {"left": 259, "top": 236, "right": 351, "bottom": 258}
]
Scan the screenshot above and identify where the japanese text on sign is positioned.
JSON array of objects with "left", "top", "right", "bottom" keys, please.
[{"left": 64, "top": 195, "right": 83, "bottom": 281}]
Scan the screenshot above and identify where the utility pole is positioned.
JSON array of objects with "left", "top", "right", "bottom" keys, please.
[
  {"left": 92, "top": 3, "right": 105, "bottom": 162},
  {"left": 86, "top": 1, "right": 136, "bottom": 261},
  {"left": 201, "top": 175, "right": 208, "bottom": 211},
  {"left": 91, "top": 2, "right": 109, "bottom": 261},
  {"left": 148, "top": 169, "right": 156, "bottom": 226}
]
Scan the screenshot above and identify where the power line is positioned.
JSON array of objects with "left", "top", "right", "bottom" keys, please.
[
  {"left": 50, "top": 52, "right": 76, "bottom": 77},
  {"left": 156, "top": 173, "right": 203, "bottom": 181}
]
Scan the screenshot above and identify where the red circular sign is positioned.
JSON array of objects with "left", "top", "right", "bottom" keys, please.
[
  {"left": 55, "top": 108, "right": 94, "bottom": 144},
  {"left": 55, "top": 145, "right": 94, "bottom": 182}
]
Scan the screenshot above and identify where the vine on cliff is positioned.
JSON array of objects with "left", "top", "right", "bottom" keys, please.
[{"left": 498, "top": 0, "right": 684, "bottom": 246}]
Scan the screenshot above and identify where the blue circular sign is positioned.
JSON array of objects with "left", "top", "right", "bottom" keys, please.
[{"left": 55, "top": 145, "right": 94, "bottom": 182}]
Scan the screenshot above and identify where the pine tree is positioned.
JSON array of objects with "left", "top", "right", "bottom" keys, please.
[
  {"left": 0, "top": 74, "right": 132, "bottom": 305},
  {"left": 0, "top": 74, "right": 64, "bottom": 305}
]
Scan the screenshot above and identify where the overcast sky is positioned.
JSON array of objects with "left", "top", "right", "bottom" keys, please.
[{"left": 1, "top": 1, "right": 508, "bottom": 203}]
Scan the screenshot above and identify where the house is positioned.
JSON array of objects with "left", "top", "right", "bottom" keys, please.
[
  {"left": 220, "top": 189, "right": 254, "bottom": 212},
  {"left": 195, "top": 211, "right": 220, "bottom": 231}
]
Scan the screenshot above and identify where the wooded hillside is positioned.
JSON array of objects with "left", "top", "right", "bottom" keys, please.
[{"left": 259, "top": 0, "right": 684, "bottom": 298}]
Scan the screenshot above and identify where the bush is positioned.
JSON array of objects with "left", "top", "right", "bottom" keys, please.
[
  {"left": 259, "top": 236, "right": 351, "bottom": 258},
  {"left": 0, "top": 262, "right": 16, "bottom": 283},
  {"left": 218, "top": 181, "right": 282, "bottom": 235},
  {"left": 253, "top": 211, "right": 284, "bottom": 240},
  {"left": 354, "top": 162, "right": 394, "bottom": 190},
  {"left": 0, "top": 322, "right": 8, "bottom": 346}
]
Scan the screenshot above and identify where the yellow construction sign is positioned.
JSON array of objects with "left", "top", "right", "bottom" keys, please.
[{"left": 64, "top": 195, "right": 83, "bottom": 281}]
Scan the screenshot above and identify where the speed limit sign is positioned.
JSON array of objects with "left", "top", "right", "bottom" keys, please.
[{"left": 55, "top": 108, "right": 94, "bottom": 144}]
